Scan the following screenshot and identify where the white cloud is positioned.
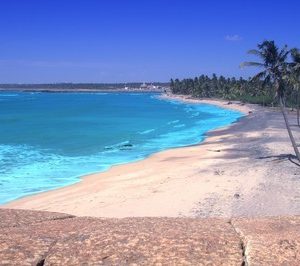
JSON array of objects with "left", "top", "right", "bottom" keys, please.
[{"left": 225, "top": 34, "right": 243, "bottom": 41}]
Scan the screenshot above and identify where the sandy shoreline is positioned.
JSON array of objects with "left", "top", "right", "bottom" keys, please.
[
  {"left": 3, "top": 94, "right": 300, "bottom": 218},
  {"left": 159, "top": 93, "right": 250, "bottom": 113}
]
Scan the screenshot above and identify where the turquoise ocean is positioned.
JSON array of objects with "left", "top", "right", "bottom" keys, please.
[{"left": 0, "top": 92, "right": 242, "bottom": 203}]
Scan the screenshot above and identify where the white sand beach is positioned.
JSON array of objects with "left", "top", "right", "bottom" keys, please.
[{"left": 4, "top": 95, "right": 300, "bottom": 218}]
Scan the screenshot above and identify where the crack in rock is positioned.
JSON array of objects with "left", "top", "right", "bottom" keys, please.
[{"left": 229, "top": 219, "right": 249, "bottom": 266}]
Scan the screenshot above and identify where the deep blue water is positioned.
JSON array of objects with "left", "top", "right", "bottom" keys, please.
[{"left": 0, "top": 92, "right": 242, "bottom": 203}]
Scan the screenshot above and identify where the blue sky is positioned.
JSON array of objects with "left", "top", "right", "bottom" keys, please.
[{"left": 0, "top": 0, "right": 299, "bottom": 83}]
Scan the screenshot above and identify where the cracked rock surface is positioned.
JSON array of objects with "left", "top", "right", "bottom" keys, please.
[{"left": 0, "top": 209, "right": 299, "bottom": 265}]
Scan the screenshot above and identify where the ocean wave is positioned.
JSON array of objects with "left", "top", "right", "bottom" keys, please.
[
  {"left": 104, "top": 140, "right": 133, "bottom": 150},
  {"left": 173, "top": 124, "right": 186, "bottom": 128},
  {"left": 0, "top": 94, "right": 19, "bottom": 97},
  {"left": 190, "top": 112, "right": 200, "bottom": 117},
  {"left": 138, "top": 128, "right": 155, "bottom": 135},
  {"left": 184, "top": 107, "right": 194, "bottom": 113},
  {"left": 88, "top": 92, "right": 109, "bottom": 95},
  {"left": 167, "top": 120, "right": 179, "bottom": 125},
  {"left": 0, "top": 93, "right": 243, "bottom": 204}
]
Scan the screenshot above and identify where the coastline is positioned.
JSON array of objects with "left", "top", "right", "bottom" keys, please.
[
  {"left": 0, "top": 92, "right": 243, "bottom": 204},
  {"left": 3, "top": 94, "right": 300, "bottom": 218},
  {"left": 0, "top": 88, "right": 165, "bottom": 93},
  {"left": 159, "top": 93, "right": 250, "bottom": 113}
]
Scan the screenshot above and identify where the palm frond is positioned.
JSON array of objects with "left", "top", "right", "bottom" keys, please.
[
  {"left": 240, "top": 61, "right": 264, "bottom": 68},
  {"left": 261, "top": 75, "right": 271, "bottom": 88},
  {"left": 291, "top": 48, "right": 300, "bottom": 65},
  {"left": 278, "top": 45, "right": 290, "bottom": 63},
  {"left": 247, "top": 49, "right": 267, "bottom": 62},
  {"left": 251, "top": 71, "right": 267, "bottom": 82},
  {"left": 248, "top": 49, "right": 261, "bottom": 56},
  {"left": 291, "top": 48, "right": 300, "bottom": 57},
  {"left": 241, "top": 40, "right": 290, "bottom": 95}
]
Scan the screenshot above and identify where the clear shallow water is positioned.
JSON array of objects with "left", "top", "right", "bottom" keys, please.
[{"left": 0, "top": 92, "right": 242, "bottom": 203}]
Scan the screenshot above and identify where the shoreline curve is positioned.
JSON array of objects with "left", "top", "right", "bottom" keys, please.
[{"left": 2, "top": 94, "right": 257, "bottom": 218}]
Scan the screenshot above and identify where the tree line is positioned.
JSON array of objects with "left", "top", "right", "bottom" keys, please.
[
  {"left": 171, "top": 40, "right": 300, "bottom": 161},
  {"left": 170, "top": 75, "right": 276, "bottom": 106},
  {"left": 170, "top": 42, "right": 300, "bottom": 109}
]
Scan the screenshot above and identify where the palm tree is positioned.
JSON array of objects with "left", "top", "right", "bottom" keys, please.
[
  {"left": 287, "top": 48, "right": 300, "bottom": 126},
  {"left": 241, "top": 40, "right": 300, "bottom": 161}
]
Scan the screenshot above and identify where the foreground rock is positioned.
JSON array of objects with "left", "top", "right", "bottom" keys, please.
[
  {"left": 232, "top": 216, "right": 300, "bottom": 265},
  {"left": 0, "top": 209, "right": 299, "bottom": 265}
]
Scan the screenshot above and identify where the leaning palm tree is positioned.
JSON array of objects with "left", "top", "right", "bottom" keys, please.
[
  {"left": 241, "top": 40, "right": 300, "bottom": 161},
  {"left": 287, "top": 48, "right": 300, "bottom": 126}
]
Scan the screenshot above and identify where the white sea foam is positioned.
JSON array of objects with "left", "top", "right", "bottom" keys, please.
[
  {"left": 0, "top": 92, "right": 243, "bottom": 204},
  {"left": 0, "top": 94, "right": 18, "bottom": 97},
  {"left": 138, "top": 129, "right": 155, "bottom": 135},
  {"left": 167, "top": 120, "right": 179, "bottom": 125},
  {"left": 104, "top": 140, "right": 131, "bottom": 150},
  {"left": 173, "top": 124, "right": 186, "bottom": 128}
]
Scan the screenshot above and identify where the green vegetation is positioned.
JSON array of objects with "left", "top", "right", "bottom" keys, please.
[
  {"left": 170, "top": 75, "right": 276, "bottom": 106},
  {"left": 287, "top": 48, "right": 300, "bottom": 126},
  {"left": 242, "top": 40, "right": 300, "bottom": 161},
  {"left": 170, "top": 40, "right": 300, "bottom": 161},
  {"left": 170, "top": 44, "right": 300, "bottom": 108}
]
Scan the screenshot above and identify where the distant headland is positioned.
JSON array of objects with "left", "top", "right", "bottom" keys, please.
[{"left": 0, "top": 82, "right": 169, "bottom": 93}]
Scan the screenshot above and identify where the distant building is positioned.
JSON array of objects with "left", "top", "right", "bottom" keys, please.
[
  {"left": 138, "top": 82, "right": 163, "bottom": 91},
  {"left": 149, "top": 84, "right": 158, "bottom": 90},
  {"left": 140, "top": 82, "right": 147, "bottom": 90}
]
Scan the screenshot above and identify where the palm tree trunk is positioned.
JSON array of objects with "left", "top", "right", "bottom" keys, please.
[
  {"left": 279, "top": 96, "right": 300, "bottom": 161},
  {"left": 297, "top": 88, "right": 300, "bottom": 127}
]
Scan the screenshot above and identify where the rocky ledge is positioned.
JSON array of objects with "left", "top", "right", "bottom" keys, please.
[{"left": 0, "top": 209, "right": 299, "bottom": 265}]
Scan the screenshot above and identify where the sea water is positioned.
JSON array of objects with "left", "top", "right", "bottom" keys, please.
[{"left": 0, "top": 92, "right": 242, "bottom": 203}]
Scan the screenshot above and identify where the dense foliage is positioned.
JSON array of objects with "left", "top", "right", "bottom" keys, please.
[
  {"left": 170, "top": 75, "right": 278, "bottom": 106},
  {"left": 170, "top": 41, "right": 300, "bottom": 108},
  {"left": 170, "top": 74, "right": 300, "bottom": 107},
  {"left": 171, "top": 40, "right": 300, "bottom": 160}
]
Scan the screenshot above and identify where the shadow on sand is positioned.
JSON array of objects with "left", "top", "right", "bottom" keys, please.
[{"left": 258, "top": 154, "right": 300, "bottom": 167}]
